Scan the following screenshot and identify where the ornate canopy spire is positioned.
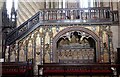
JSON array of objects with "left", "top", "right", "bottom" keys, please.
[
  {"left": 2, "top": 0, "right": 7, "bottom": 19},
  {"left": 2, "top": 0, "right": 9, "bottom": 29},
  {"left": 10, "top": 0, "right": 17, "bottom": 28},
  {"left": 11, "top": 0, "right": 15, "bottom": 14}
]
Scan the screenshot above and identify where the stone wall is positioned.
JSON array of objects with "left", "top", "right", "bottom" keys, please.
[
  {"left": 111, "top": 1, "right": 119, "bottom": 50},
  {"left": 17, "top": 1, "right": 44, "bottom": 26},
  {"left": 0, "top": 1, "right": 3, "bottom": 9}
]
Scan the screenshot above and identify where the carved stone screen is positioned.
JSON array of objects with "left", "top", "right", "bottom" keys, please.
[{"left": 56, "top": 31, "right": 96, "bottom": 64}]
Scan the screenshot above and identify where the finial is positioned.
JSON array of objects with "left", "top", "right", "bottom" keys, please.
[
  {"left": 11, "top": 0, "right": 15, "bottom": 13},
  {"left": 2, "top": 0, "right": 7, "bottom": 11}
]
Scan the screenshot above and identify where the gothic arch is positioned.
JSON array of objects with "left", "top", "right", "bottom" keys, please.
[{"left": 52, "top": 26, "right": 100, "bottom": 63}]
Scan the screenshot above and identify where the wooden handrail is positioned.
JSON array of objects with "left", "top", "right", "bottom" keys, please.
[
  {"left": 38, "top": 63, "right": 120, "bottom": 77},
  {"left": 2, "top": 62, "right": 33, "bottom": 76}
]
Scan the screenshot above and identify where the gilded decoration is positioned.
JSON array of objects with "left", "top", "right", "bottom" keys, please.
[
  {"left": 6, "top": 26, "right": 115, "bottom": 64},
  {"left": 19, "top": 41, "right": 26, "bottom": 62},
  {"left": 56, "top": 31, "right": 95, "bottom": 63},
  {"left": 10, "top": 44, "right": 16, "bottom": 62}
]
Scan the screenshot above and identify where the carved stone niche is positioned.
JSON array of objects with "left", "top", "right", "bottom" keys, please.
[{"left": 52, "top": 27, "right": 100, "bottom": 64}]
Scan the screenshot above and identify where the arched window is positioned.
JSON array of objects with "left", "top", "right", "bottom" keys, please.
[
  {"left": 80, "top": 0, "right": 94, "bottom": 8},
  {"left": 45, "top": 0, "right": 95, "bottom": 8},
  {"left": 58, "top": 0, "right": 66, "bottom": 8}
]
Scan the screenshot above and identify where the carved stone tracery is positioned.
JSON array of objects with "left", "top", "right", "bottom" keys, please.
[
  {"left": 52, "top": 27, "right": 100, "bottom": 63},
  {"left": 7, "top": 25, "right": 115, "bottom": 65}
]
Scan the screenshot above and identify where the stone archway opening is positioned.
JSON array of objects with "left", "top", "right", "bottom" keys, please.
[{"left": 52, "top": 26, "right": 100, "bottom": 64}]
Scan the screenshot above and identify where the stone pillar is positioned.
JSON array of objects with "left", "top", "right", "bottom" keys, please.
[
  {"left": 118, "top": 1, "right": 120, "bottom": 47},
  {"left": 111, "top": 26, "right": 118, "bottom": 51},
  {"left": 112, "top": 2, "right": 118, "bottom": 10},
  {"left": 0, "top": 7, "right": 2, "bottom": 77},
  {"left": 110, "top": 1, "right": 120, "bottom": 56},
  {"left": 0, "top": 8, "right": 2, "bottom": 59}
]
